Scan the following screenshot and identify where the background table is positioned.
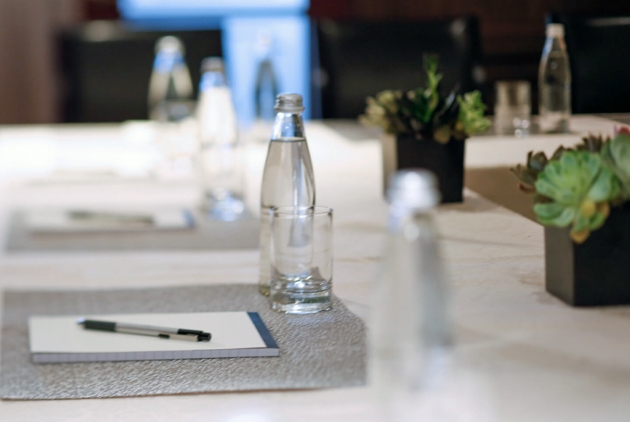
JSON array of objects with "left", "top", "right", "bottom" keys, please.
[{"left": 0, "top": 116, "right": 629, "bottom": 421}]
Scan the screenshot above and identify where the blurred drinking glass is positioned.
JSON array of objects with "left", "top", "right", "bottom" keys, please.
[{"left": 494, "top": 81, "right": 531, "bottom": 137}]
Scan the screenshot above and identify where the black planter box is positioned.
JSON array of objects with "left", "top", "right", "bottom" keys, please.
[
  {"left": 545, "top": 204, "right": 630, "bottom": 306},
  {"left": 381, "top": 134, "right": 465, "bottom": 203}
]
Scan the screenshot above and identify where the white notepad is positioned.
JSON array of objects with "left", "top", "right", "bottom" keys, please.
[
  {"left": 29, "top": 312, "right": 279, "bottom": 363},
  {"left": 23, "top": 208, "right": 194, "bottom": 233}
]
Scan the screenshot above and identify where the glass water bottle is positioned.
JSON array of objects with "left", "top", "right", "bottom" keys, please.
[
  {"left": 539, "top": 23, "right": 571, "bottom": 133},
  {"left": 254, "top": 31, "right": 279, "bottom": 123},
  {"left": 148, "top": 36, "right": 194, "bottom": 122},
  {"left": 370, "top": 170, "right": 452, "bottom": 420},
  {"left": 197, "top": 57, "right": 246, "bottom": 221},
  {"left": 259, "top": 94, "right": 316, "bottom": 295}
]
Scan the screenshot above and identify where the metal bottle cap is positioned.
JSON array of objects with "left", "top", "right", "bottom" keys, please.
[
  {"left": 387, "top": 169, "right": 441, "bottom": 210},
  {"left": 155, "top": 36, "right": 185, "bottom": 55},
  {"left": 274, "top": 93, "right": 305, "bottom": 113},
  {"left": 201, "top": 57, "right": 225, "bottom": 73},
  {"left": 546, "top": 23, "right": 564, "bottom": 38}
]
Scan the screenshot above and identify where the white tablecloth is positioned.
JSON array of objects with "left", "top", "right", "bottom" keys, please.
[{"left": 0, "top": 117, "right": 629, "bottom": 421}]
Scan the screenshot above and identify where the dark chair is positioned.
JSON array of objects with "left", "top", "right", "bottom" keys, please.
[
  {"left": 60, "top": 21, "right": 222, "bottom": 123},
  {"left": 550, "top": 14, "right": 630, "bottom": 114},
  {"left": 311, "top": 17, "right": 483, "bottom": 119}
]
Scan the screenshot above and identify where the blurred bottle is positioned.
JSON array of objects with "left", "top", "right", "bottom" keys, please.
[
  {"left": 255, "top": 31, "right": 279, "bottom": 123},
  {"left": 370, "top": 170, "right": 452, "bottom": 420},
  {"left": 148, "top": 36, "right": 194, "bottom": 122},
  {"left": 259, "top": 94, "right": 315, "bottom": 295},
  {"left": 539, "top": 23, "right": 571, "bottom": 133},
  {"left": 197, "top": 57, "right": 246, "bottom": 221}
]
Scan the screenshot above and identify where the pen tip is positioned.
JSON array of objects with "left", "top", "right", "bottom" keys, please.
[{"left": 76, "top": 318, "right": 86, "bottom": 325}]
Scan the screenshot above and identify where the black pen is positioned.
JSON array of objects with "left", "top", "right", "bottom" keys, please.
[{"left": 77, "top": 318, "right": 211, "bottom": 342}]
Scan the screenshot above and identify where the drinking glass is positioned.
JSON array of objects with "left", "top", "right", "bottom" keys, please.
[
  {"left": 269, "top": 206, "right": 333, "bottom": 314},
  {"left": 494, "top": 81, "right": 531, "bottom": 136}
]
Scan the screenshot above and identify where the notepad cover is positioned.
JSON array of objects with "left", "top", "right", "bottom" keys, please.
[
  {"left": 23, "top": 208, "right": 194, "bottom": 233},
  {"left": 29, "top": 311, "right": 278, "bottom": 363}
]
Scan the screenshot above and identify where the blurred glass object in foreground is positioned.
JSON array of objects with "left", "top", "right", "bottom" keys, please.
[
  {"left": 148, "top": 36, "right": 194, "bottom": 122},
  {"left": 197, "top": 57, "right": 246, "bottom": 221},
  {"left": 370, "top": 169, "right": 452, "bottom": 421}
]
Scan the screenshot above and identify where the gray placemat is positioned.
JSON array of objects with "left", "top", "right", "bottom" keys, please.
[
  {"left": 5, "top": 211, "right": 259, "bottom": 252},
  {"left": 0, "top": 284, "right": 366, "bottom": 400}
]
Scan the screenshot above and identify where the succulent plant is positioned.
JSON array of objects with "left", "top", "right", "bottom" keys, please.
[
  {"left": 575, "top": 133, "right": 608, "bottom": 153},
  {"left": 359, "top": 90, "right": 408, "bottom": 135},
  {"left": 455, "top": 91, "right": 491, "bottom": 139},
  {"left": 512, "top": 131, "right": 630, "bottom": 243},
  {"left": 533, "top": 151, "right": 620, "bottom": 243},
  {"left": 601, "top": 132, "right": 630, "bottom": 200},
  {"left": 510, "top": 145, "right": 568, "bottom": 194},
  {"left": 359, "top": 55, "right": 490, "bottom": 143},
  {"left": 510, "top": 151, "right": 550, "bottom": 195}
]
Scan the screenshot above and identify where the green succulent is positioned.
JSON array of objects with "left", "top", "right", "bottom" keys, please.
[
  {"left": 455, "top": 91, "right": 491, "bottom": 138},
  {"left": 533, "top": 151, "right": 620, "bottom": 243},
  {"left": 575, "top": 133, "right": 608, "bottom": 153},
  {"left": 359, "top": 55, "right": 490, "bottom": 143},
  {"left": 510, "top": 151, "right": 550, "bottom": 195},
  {"left": 601, "top": 132, "right": 630, "bottom": 199},
  {"left": 359, "top": 90, "right": 407, "bottom": 135}
]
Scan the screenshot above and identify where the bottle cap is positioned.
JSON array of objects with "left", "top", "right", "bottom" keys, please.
[
  {"left": 546, "top": 23, "right": 565, "bottom": 38},
  {"left": 387, "top": 169, "right": 441, "bottom": 210},
  {"left": 201, "top": 57, "right": 225, "bottom": 73},
  {"left": 155, "top": 36, "right": 185, "bottom": 55},
  {"left": 275, "top": 93, "right": 305, "bottom": 113}
]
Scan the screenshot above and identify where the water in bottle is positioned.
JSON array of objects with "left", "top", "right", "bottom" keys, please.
[
  {"left": 259, "top": 94, "right": 315, "bottom": 296},
  {"left": 197, "top": 57, "right": 246, "bottom": 221},
  {"left": 539, "top": 23, "right": 571, "bottom": 133},
  {"left": 148, "top": 36, "right": 194, "bottom": 122},
  {"left": 370, "top": 170, "right": 452, "bottom": 420}
]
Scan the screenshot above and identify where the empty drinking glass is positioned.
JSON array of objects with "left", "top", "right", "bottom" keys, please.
[
  {"left": 494, "top": 81, "right": 531, "bottom": 137},
  {"left": 269, "top": 206, "right": 333, "bottom": 314}
]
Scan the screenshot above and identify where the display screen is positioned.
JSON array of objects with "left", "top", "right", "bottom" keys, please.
[{"left": 118, "top": 0, "right": 309, "bottom": 19}]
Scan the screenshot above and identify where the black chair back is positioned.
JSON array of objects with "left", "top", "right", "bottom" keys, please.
[
  {"left": 60, "top": 22, "right": 222, "bottom": 123},
  {"left": 312, "top": 17, "right": 482, "bottom": 119},
  {"left": 550, "top": 14, "right": 630, "bottom": 114}
]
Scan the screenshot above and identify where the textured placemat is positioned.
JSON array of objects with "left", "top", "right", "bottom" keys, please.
[
  {"left": 5, "top": 211, "right": 259, "bottom": 252},
  {"left": 0, "top": 284, "right": 366, "bottom": 400}
]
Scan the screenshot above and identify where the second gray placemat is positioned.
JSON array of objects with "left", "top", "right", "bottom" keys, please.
[
  {"left": 0, "top": 284, "right": 366, "bottom": 400},
  {"left": 5, "top": 211, "right": 259, "bottom": 252}
]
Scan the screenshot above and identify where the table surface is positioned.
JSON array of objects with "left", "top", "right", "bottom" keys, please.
[{"left": 0, "top": 116, "right": 629, "bottom": 421}]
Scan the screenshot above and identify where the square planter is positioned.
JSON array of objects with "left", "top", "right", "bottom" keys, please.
[
  {"left": 381, "top": 133, "right": 465, "bottom": 203},
  {"left": 545, "top": 203, "right": 630, "bottom": 306}
]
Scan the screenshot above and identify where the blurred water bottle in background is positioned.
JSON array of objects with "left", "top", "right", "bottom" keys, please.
[
  {"left": 148, "top": 36, "right": 194, "bottom": 122},
  {"left": 251, "top": 31, "right": 279, "bottom": 143},
  {"left": 370, "top": 170, "right": 452, "bottom": 421},
  {"left": 539, "top": 23, "right": 571, "bottom": 133},
  {"left": 255, "top": 31, "right": 279, "bottom": 123},
  {"left": 259, "top": 94, "right": 315, "bottom": 296},
  {"left": 197, "top": 57, "right": 246, "bottom": 221}
]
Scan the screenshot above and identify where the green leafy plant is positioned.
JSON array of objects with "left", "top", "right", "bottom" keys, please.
[
  {"left": 512, "top": 132, "right": 630, "bottom": 243},
  {"left": 601, "top": 130, "right": 630, "bottom": 199},
  {"left": 359, "top": 55, "right": 491, "bottom": 143}
]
